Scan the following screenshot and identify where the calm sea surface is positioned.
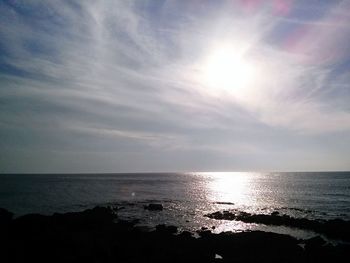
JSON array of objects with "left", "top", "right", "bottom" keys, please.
[{"left": 1, "top": 172, "right": 349, "bottom": 239}]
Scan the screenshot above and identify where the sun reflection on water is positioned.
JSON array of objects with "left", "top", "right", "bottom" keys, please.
[
  {"left": 192, "top": 172, "right": 258, "bottom": 233},
  {"left": 202, "top": 172, "right": 252, "bottom": 205}
]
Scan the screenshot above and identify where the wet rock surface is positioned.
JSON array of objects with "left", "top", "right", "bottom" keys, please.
[
  {"left": 0, "top": 207, "right": 349, "bottom": 263},
  {"left": 205, "top": 210, "right": 350, "bottom": 241}
]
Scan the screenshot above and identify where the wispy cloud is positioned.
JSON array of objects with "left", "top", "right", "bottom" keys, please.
[{"left": 1, "top": 0, "right": 350, "bottom": 172}]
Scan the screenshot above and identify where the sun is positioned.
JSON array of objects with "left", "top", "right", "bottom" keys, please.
[{"left": 201, "top": 46, "right": 256, "bottom": 96}]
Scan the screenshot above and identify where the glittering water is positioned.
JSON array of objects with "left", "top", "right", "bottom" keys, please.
[{"left": 0, "top": 172, "right": 349, "bottom": 239}]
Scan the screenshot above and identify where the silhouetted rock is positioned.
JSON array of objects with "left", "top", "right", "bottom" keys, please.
[
  {"left": 214, "top": 202, "right": 235, "bottom": 205},
  {"left": 197, "top": 229, "right": 212, "bottom": 238},
  {"left": 179, "top": 230, "right": 193, "bottom": 238},
  {"left": 207, "top": 210, "right": 236, "bottom": 220},
  {"left": 0, "top": 208, "right": 13, "bottom": 225},
  {"left": 1, "top": 207, "right": 350, "bottom": 263},
  {"left": 209, "top": 231, "right": 304, "bottom": 263},
  {"left": 144, "top": 203, "right": 163, "bottom": 211},
  {"left": 51, "top": 206, "right": 116, "bottom": 230},
  {"left": 13, "top": 213, "right": 53, "bottom": 235},
  {"left": 155, "top": 224, "right": 178, "bottom": 234},
  {"left": 304, "top": 236, "right": 326, "bottom": 250},
  {"left": 303, "top": 236, "right": 348, "bottom": 262}
]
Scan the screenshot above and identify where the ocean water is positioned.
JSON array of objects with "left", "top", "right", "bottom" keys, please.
[{"left": 1, "top": 172, "right": 349, "bottom": 240}]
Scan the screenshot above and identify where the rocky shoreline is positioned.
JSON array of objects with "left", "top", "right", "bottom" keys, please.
[
  {"left": 205, "top": 210, "right": 350, "bottom": 241},
  {"left": 1, "top": 206, "right": 349, "bottom": 262}
]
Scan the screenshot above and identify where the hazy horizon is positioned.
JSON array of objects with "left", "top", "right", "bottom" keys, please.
[
  {"left": 1, "top": 1, "right": 350, "bottom": 173},
  {"left": 1, "top": 170, "right": 350, "bottom": 176}
]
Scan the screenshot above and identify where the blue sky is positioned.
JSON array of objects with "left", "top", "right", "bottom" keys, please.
[{"left": 1, "top": 0, "right": 350, "bottom": 173}]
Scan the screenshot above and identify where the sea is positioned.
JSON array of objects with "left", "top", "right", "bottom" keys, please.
[{"left": 1, "top": 172, "right": 349, "bottom": 242}]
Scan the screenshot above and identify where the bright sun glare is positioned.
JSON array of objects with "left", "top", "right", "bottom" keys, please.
[{"left": 202, "top": 46, "right": 256, "bottom": 95}]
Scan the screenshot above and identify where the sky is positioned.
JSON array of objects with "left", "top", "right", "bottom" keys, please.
[{"left": 0, "top": 0, "right": 350, "bottom": 173}]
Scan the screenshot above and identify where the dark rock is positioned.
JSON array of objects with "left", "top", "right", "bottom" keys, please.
[
  {"left": 51, "top": 206, "right": 116, "bottom": 230},
  {"left": 206, "top": 210, "right": 236, "bottom": 220},
  {"left": 303, "top": 237, "right": 349, "bottom": 262},
  {"left": 134, "top": 225, "right": 151, "bottom": 232},
  {"left": 117, "top": 219, "right": 139, "bottom": 227},
  {"left": 211, "top": 231, "right": 304, "bottom": 262},
  {"left": 144, "top": 203, "right": 163, "bottom": 211},
  {"left": 167, "top": 225, "right": 178, "bottom": 234},
  {"left": 271, "top": 211, "right": 279, "bottom": 216},
  {"left": 197, "top": 229, "right": 212, "bottom": 238},
  {"left": 179, "top": 231, "right": 193, "bottom": 238},
  {"left": 0, "top": 208, "right": 13, "bottom": 225},
  {"left": 155, "top": 224, "right": 177, "bottom": 234},
  {"left": 2, "top": 207, "right": 350, "bottom": 263},
  {"left": 214, "top": 202, "right": 235, "bottom": 205},
  {"left": 304, "top": 236, "right": 326, "bottom": 250},
  {"left": 13, "top": 213, "right": 52, "bottom": 233}
]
